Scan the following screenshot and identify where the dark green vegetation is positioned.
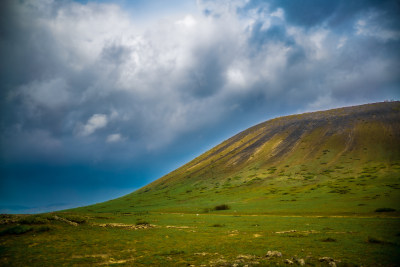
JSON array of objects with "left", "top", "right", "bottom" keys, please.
[
  {"left": 214, "top": 204, "right": 230, "bottom": 211},
  {"left": 1, "top": 102, "right": 400, "bottom": 266}
]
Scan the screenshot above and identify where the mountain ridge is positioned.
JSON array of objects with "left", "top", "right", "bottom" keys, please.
[{"left": 77, "top": 101, "right": 400, "bottom": 215}]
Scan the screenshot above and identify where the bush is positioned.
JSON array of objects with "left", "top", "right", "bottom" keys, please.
[
  {"left": 0, "top": 225, "right": 32, "bottom": 236},
  {"left": 375, "top": 208, "right": 396, "bottom": 212},
  {"left": 214, "top": 204, "right": 230, "bottom": 211}
]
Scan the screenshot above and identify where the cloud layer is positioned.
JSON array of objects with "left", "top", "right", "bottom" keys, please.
[{"left": 1, "top": 0, "right": 399, "bottom": 211}]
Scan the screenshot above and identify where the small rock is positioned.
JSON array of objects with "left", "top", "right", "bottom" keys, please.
[
  {"left": 329, "top": 262, "right": 337, "bottom": 267},
  {"left": 284, "top": 259, "right": 294, "bottom": 264},
  {"left": 236, "top": 254, "right": 254, "bottom": 260},
  {"left": 296, "top": 258, "right": 305, "bottom": 266},
  {"left": 266, "top": 251, "right": 282, "bottom": 258},
  {"left": 319, "top": 257, "right": 334, "bottom": 262}
]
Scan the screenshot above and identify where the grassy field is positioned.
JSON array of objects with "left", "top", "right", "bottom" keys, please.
[
  {"left": 1, "top": 102, "right": 399, "bottom": 266},
  {"left": 1, "top": 211, "right": 400, "bottom": 266}
]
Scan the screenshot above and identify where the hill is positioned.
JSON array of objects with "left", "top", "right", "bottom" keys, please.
[
  {"left": 1, "top": 102, "right": 400, "bottom": 266},
  {"left": 79, "top": 101, "right": 400, "bottom": 215}
]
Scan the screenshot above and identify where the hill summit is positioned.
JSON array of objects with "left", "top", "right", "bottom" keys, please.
[{"left": 81, "top": 101, "right": 400, "bottom": 215}]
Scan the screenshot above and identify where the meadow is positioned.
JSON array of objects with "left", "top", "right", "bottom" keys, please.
[{"left": 1, "top": 210, "right": 399, "bottom": 266}]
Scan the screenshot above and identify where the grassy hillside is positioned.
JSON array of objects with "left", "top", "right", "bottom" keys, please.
[
  {"left": 79, "top": 101, "right": 400, "bottom": 215},
  {"left": 1, "top": 101, "right": 399, "bottom": 266}
]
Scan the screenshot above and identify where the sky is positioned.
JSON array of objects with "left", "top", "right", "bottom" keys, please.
[{"left": 0, "top": 0, "right": 399, "bottom": 213}]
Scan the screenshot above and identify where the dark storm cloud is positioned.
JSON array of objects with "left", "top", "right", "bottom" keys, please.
[
  {"left": 1, "top": 0, "right": 399, "bottom": 212},
  {"left": 186, "top": 51, "right": 226, "bottom": 98}
]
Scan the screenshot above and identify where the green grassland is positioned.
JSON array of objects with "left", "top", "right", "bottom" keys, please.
[
  {"left": 1, "top": 212, "right": 399, "bottom": 266},
  {"left": 1, "top": 102, "right": 400, "bottom": 266}
]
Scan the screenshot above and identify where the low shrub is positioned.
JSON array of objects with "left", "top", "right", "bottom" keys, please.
[
  {"left": 211, "top": 224, "right": 224, "bottom": 227},
  {"left": 375, "top": 208, "right": 396, "bottom": 212},
  {"left": 214, "top": 204, "right": 230, "bottom": 211}
]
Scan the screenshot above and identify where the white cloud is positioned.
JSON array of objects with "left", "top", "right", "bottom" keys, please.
[
  {"left": 226, "top": 68, "right": 246, "bottom": 88},
  {"left": 106, "top": 133, "right": 123, "bottom": 143},
  {"left": 79, "top": 114, "right": 108, "bottom": 137},
  {"left": 309, "top": 29, "right": 329, "bottom": 60},
  {"left": 355, "top": 13, "right": 400, "bottom": 42},
  {"left": 271, "top": 8, "right": 284, "bottom": 19},
  {"left": 175, "top": 15, "right": 197, "bottom": 28}
]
